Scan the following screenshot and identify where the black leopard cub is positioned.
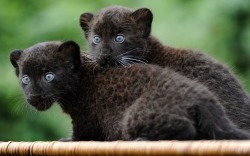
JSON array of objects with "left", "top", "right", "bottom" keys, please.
[
  {"left": 10, "top": 41, "right": 250, "bottom": 140},
  {"left": 80, "top": 5, "right": 250, "bottom": 132}
]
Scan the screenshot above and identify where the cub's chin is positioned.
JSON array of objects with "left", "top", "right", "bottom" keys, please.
[
  {"left": 27, "top": 98, "right": 54, "bottom": 111},
  {"left": 97, "top": 57, "right": 116, "bottom": 68}
]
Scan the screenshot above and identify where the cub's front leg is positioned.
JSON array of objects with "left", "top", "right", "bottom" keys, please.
[{"left": 71, "top": 114, "right": 105, "bottom": 141}]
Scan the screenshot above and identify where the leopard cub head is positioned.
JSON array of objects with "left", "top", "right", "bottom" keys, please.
[
  {"left": 10, "top": 41, "right": 81, "bottom": 111},
  {"left": 80, "top": 6, "right": 153, "bottom": 67}
]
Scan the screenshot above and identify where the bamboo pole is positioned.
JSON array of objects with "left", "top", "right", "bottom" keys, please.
[{"left": 1, "top": 141, "right": 250, "bottom": 155}]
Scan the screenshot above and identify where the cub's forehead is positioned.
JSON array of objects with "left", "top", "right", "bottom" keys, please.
[
  {"left": 25, "top": 41, "right": 62, "bottom": 55},
  {"left": 21, "top": 41, "right": 61, "bottom": 59},
  {"left": 92, "top": 7, "right": 134, "bottom": 35},
  {"left": 18, "top": 41, "right": 62, "bottom": 71},
  {"left": 94, "top": 6, "right": 133, "bottom": 23}
]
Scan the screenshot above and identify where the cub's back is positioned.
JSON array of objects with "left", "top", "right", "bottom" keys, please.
[
  {"left": 93, "top": 63, "right": 207, "bottom": 109},
  {"left": 94, "top": 63, "right": 161, "bottom": 100}
]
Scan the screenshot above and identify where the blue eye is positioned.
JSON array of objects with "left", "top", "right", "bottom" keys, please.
[
  {"left": 44, "top": 72, "right": 55, "bottom": 82},
  {"left": 115, "top": 35, "right": 125, "bottom": 43},
  {"left": 22, "top": 75, "right": 30, "bottom": 85},
  {"left": 93, "top": 35, "right": 101, "bottom": 44}
]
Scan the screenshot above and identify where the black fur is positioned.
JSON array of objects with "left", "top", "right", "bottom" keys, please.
[
  {"left": 80, "top": 5, "right": 250, "bottom": 132},
  {"left": 10, "top": 41, "right": 250, "bottom": 140}
]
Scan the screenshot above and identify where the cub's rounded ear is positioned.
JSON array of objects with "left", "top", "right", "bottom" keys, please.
[
  {"left": 10, "top": 50, "right": 22, "bottom": 68},
  {"left": 80, "top": 12, "right": 94, "bottom": 36},
  {"left": 59, "top": 41, "right": 80, "bottom": 53},
  {"left": 130, "top": 8, "right": 153, "bottom": 38},
  {"left": 58, "top": 41, "right": 81, "bottom": 72}
]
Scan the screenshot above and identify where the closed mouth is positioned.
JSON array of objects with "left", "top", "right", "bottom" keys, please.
[{"left": 27, "top": 98, "right": 54, "bottom": 111}]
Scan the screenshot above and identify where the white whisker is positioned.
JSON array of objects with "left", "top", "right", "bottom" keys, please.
[
  {"left": 114, "top": 48, "right": 142, "bottom": 59},
  {"left": 120, "top": 57, "right": 147, "bottom": 64}
]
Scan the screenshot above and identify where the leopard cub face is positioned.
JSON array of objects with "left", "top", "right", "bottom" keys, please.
[
  {"left": 10, "top": 41, "right": 81, "bottom": 111},
  {"left": 80, "top": 6, "right": 153, "bottom": 67}
]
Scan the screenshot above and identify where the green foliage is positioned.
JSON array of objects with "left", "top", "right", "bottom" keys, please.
[{"left": 0, "top": 0, "right": 249, "bottom": 141}]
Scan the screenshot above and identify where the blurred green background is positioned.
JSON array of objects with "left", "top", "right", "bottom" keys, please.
[{"left": 0, "top": 0, "right": 250, "bottom": 141}]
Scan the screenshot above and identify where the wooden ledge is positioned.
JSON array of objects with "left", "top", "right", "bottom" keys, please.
[{"left": 1, "top": 141, "right": 250, "bottom": 155}]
